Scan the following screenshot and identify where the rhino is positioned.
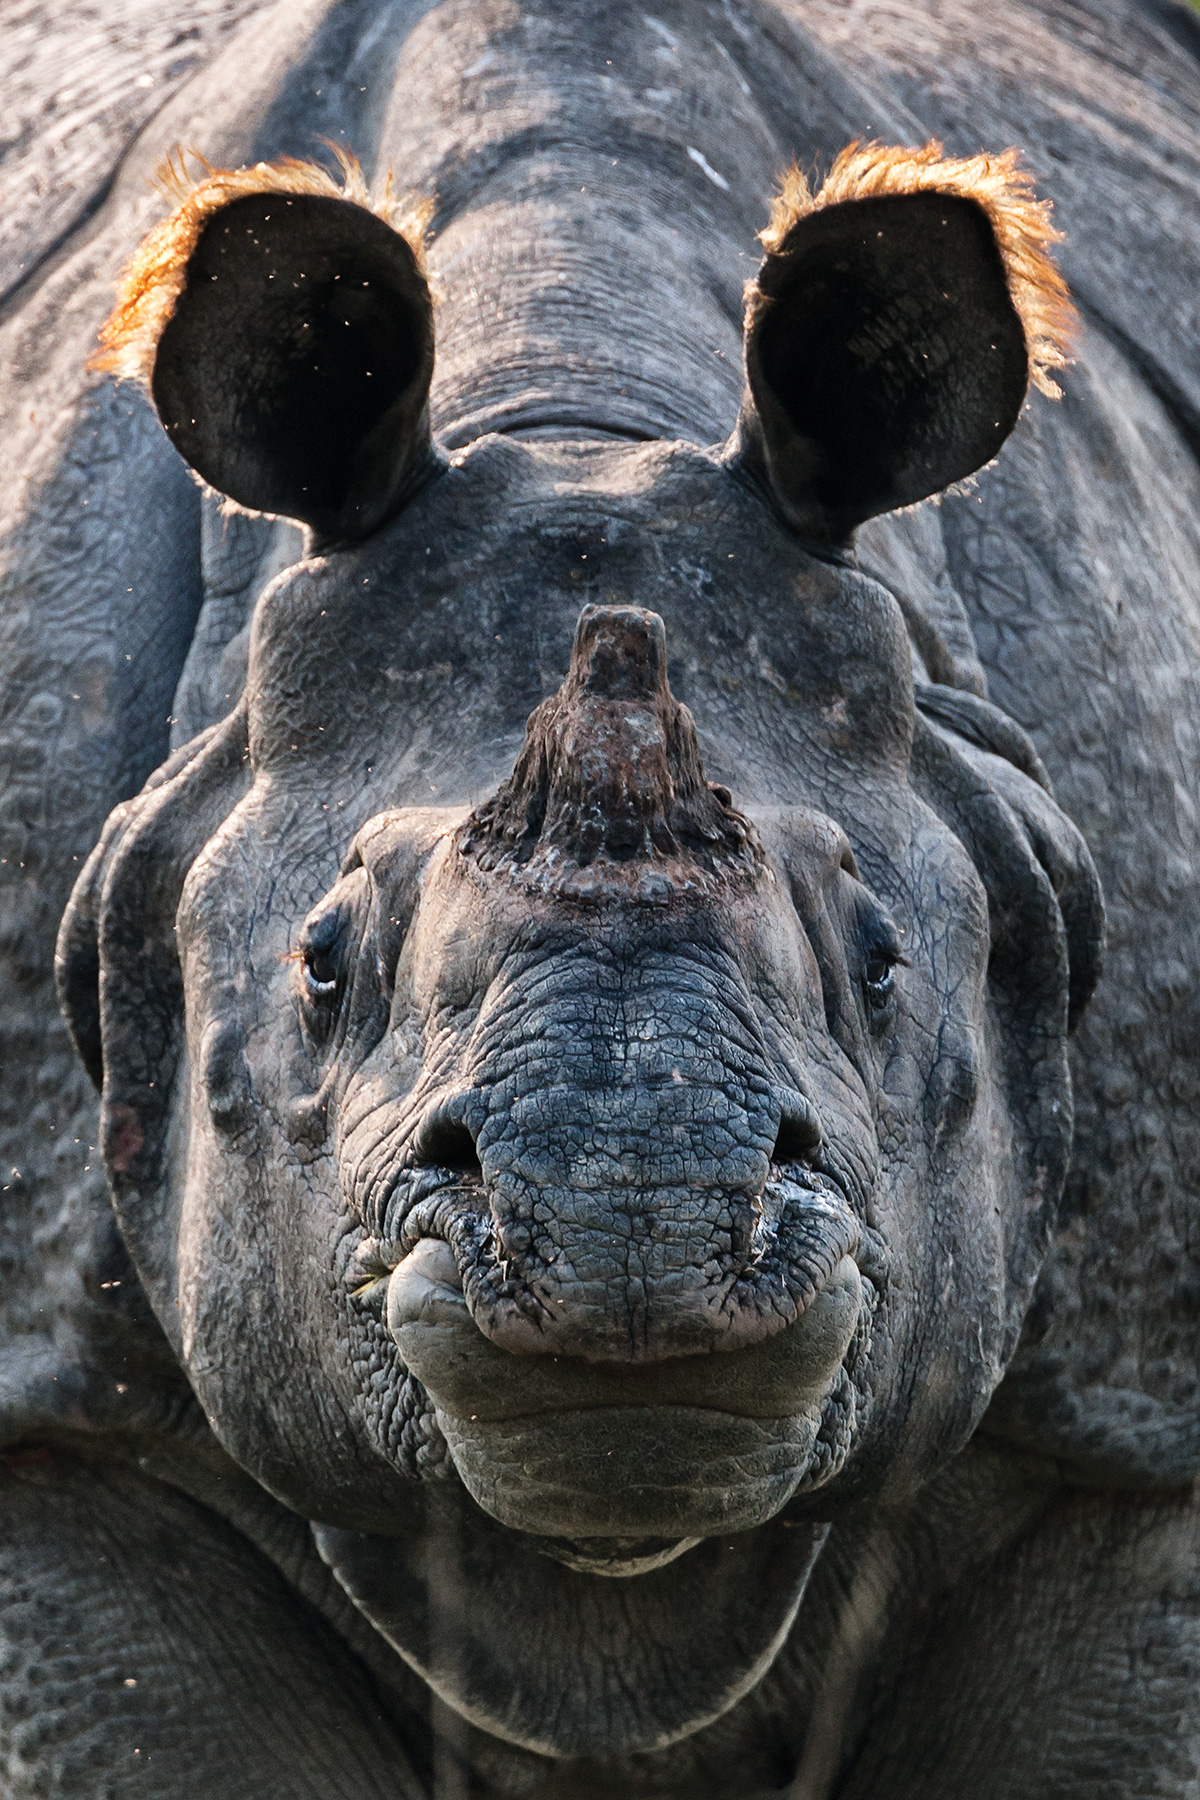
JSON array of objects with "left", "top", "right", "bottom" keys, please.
[{"left": 1, "top": 1, "right": 1199, "bottom": 1795}]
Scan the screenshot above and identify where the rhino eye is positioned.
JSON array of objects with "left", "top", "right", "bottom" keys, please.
[
  {"left": 858, "top": 913, "right": 904, "bottom": 1017},
  {"left": 863, "top": 953, "right": 896, "bottom": 1009},
  {"left": 294, "top": 911, "right": 346, "bottom": 1030},
  {"left": 303, "top": 944, "right": 339, "bottom": 993}
]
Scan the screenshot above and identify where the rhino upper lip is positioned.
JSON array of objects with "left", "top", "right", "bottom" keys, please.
[
  {"left": 353, "top": 1153, "right": 858, "bottom": 1271},
  {"left": 349, "top": 1187, "right": 863, "bottom": 1421}
]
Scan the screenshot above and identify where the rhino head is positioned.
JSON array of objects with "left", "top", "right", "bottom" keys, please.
[{"left": 58, "top": 145, "right": 1101, "bottom": 1757}]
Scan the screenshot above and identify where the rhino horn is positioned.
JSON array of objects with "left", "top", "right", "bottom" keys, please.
[{"left": 461, "top": 605, "right": 759, "bottom": 878}]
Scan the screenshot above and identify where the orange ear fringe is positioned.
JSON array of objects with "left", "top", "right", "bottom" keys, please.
[
  {"left": 760, "top": 140, "right": 1076, "bottom": 399},
  {"left": 92, "top": 146, "right": 433, "bottom": 386}
]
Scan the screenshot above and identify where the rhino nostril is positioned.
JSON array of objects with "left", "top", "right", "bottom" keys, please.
[
  {"left": 412, "top": 1113, "right": 481, "bottom": 1175},
  {"left": 772, "top": 1097, "right": 823, "bottom": 1167}
]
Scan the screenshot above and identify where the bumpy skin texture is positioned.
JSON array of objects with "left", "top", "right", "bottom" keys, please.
[
  {"left": 1, "top": 2, "right": 1198, "bottom": 1796},
  {"left": 0, "top": 1449, "right": 425, "bottom": 1799}
]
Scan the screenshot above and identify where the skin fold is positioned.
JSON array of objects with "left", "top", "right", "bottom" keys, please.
[{"left": 1, "top": 1, "right": 1198, "bottom": 1795}]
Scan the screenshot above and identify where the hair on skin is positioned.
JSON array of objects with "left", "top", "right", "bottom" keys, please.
[
  {"left": 757, "top": 139, "right": 1076, "bottom": 398},
  {"left": 93, "top": 145, "right": 432, "bottom": 386},
  {"left": 96, "top": 137, "right": 1072, "bottom": 410}
]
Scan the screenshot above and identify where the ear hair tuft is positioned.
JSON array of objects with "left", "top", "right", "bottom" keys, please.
[
  {"left": 758, "top": 140, "right": 1076, "bottom": 399},
  {"left": 93, "top": 146, "right": 433, "bottom": 387}
]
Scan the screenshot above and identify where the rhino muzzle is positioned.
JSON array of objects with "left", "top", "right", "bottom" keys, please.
[{"left": 386, "top": 1233, "right": 861, "bottom": 1539}]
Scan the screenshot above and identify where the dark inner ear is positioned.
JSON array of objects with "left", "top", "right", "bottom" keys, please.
[
  {"left": 747, "top": 192, "right": 1029, "bottom": 537},
  {"left": 152, "top": 192, "right": 434, "bottom": 539}
]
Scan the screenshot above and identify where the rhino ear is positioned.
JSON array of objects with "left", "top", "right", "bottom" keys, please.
[
  {"left": 733, "top": 141, "right": 1075, "bottom": 540},
  {"left": 94, "top": 159, "right": 436, "bottom": 542}
]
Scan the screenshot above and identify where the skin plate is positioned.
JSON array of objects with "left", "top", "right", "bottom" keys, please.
[{"left": 314, "top": 1494, "right": 829, "bottom": 1758}]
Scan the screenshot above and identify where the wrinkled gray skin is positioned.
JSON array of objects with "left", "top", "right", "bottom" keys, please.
[{"left": 2, "top": 2, "right": 1200, "bottom": 1796}]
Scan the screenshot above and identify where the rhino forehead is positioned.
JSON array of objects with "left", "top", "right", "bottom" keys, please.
[{"left": 239, "top": 437, "right": 917, "bottom": 813}]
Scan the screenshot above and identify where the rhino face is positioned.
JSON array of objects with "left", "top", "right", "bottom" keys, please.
[
  {"left": 60, "top": 147, "right": 1100, "bottom": 1753},
  {"left": 79, "top": 435, "right": 1080, "bottom": 1533}
]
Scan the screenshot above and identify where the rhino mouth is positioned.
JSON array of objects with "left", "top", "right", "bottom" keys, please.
[
  {"left": 380, "top": 1205, "right": 863, "bottom": 1540},
  {"left": 371, "top": 1150, "right": 864, "bottom": 1354}
]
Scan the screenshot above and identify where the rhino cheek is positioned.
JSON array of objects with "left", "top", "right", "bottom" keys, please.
[{"left": 162, "top": 990, "right": 417, "bottom": 1528}]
